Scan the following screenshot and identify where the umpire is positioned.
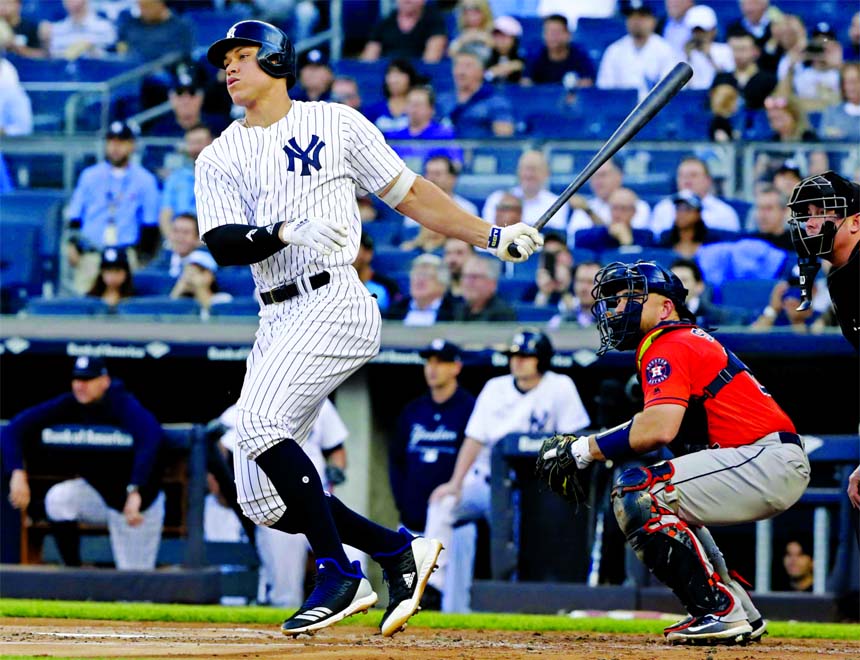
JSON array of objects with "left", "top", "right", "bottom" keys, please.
[{"left": 2, "top": 357, "right": 166, "bottom": 569}]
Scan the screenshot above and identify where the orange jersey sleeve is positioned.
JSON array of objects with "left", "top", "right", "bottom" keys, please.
[{"left": 639, "top": 326, "right": 795, "bottom": 447}]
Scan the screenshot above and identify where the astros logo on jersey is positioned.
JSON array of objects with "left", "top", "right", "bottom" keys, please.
[
  {"left": 283, "top": 135, "right": 325, "bottom": 176},
  {"left": 645, "top": 357, "right": 671, "bottom": 385}
]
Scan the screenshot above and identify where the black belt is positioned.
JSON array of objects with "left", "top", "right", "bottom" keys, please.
[
  {"left": 778, "top": 432, "right": 802, "bottom": 448},
  {"left": 260, "top": 271, "right": 330, "bottom": 305}
]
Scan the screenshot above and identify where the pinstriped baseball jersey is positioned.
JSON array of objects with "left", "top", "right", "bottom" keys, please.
[{"left": 195, "top": 102, "right": 406, "bottom": 289}]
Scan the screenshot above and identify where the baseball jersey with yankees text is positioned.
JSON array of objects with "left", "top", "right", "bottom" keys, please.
[
  {"left": 195, "top": 102, "right": 406, "bottom": 289},
  {"left": 638, "top": 325, "right": 796, "bottom": 447}
]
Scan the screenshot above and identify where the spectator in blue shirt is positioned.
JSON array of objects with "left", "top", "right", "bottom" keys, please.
[
  {"left": 364, "top": 58, "right": 424, "bottom": 134},
  {"left": 2, "top": 356, "right": 166, "bottom": 570},
  {"left": 437, "top": 51, "right": 515, "bottom": 137},
  {"left": 523, "top": 14, "right": 595, "bottom": 86},
  {"left": 158, "top": 124, "right": 213, "bottom": 239},
  {"left": 385, "top": 86, "right": 463, "bottom": 165},
  {"left": 147, "top": 212, "right": 202, "bottom": 278},
  {"left": 572, "top": 187, "right": 655, "bottom": 252},
  {"left": 66, "top": 120, "right": 160, "bottom": 294}
]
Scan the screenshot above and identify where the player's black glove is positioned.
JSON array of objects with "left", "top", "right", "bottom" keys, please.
[
  {"left": 534, "top": 434, "right": 586, "bottom": 506},
  {"left": 325, "top": 464, "right": 346, "bottom": 487}
]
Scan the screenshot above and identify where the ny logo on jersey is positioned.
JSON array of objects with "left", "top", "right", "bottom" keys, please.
[
  {"left": 529, "top": 410, "right": 550, "bottom": 433},
  {"left": 283, "top": 135, "right": 325, "bottom": 176}
]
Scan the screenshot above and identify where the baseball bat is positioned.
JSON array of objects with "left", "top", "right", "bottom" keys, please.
[{"left": 508, "top": 61, "right": 693, "bottom": 258}]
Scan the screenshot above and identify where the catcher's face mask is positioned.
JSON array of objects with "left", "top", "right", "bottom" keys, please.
[{"left": 591, "top": 262, "right": 648, "bottom": 356}]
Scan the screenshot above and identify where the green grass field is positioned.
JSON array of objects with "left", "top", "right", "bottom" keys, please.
[{"left": 1, "top": 598, "right": 859, "bottom": 641}]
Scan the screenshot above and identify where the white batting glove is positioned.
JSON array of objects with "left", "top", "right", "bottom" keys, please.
[
  {"left": 489, "top": 223, "right": 544, "bottom": 263},
  {"left": 278, "top": 216, "right": 348, "bottom": 255}
]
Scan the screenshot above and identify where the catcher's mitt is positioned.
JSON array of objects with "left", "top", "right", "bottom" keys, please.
[{"left": 534, "top": 434, "right": 587, "bottom": 505}]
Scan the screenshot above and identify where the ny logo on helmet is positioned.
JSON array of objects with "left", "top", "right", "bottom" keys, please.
[
  {"left": 227, "top": 26, "right": 236, "bottom": 38},
  {"left": 283, "top": 135, "right": 325, "bottom": 176}
]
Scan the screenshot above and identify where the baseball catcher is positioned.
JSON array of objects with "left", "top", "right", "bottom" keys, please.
[{"left": 536, "top": 261, "right": 810, "bottom": 645}]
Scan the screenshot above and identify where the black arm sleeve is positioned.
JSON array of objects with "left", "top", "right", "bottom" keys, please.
[{"left": 203, "top": 222, "right": 286, "bottom": 266}]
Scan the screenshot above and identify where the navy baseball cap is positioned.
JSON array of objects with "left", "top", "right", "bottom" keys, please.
[
  {"left": 622, "top": 0, "right": 655, "bottom": 16},
  {"left": 299, "top": 48, "right": 330, "bottom": 69},
  {"left": 72, "top": 356, "right": 108, "bottom": 380},
  {"left": 419, "top": 339, "right": 462, "bottom": 362},
  {"left": 106, "top": 120, "right": 138, "bottom": 141},
  {"left": 100, "top": 247, "right": 129, "bottom": 269},
  {"left": 672, "top": 190, "right": 703, "bottom": 210}
]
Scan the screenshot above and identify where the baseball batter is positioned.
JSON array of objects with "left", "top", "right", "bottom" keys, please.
[
  {"left": 536, "top": 261, "right": 810, "bottom": 645},
  {"left": 429, "top": 330, "right": 591, "bottom": 612},
  {"left": 196, "top": 21, "right": 542, "bottom": 637}
]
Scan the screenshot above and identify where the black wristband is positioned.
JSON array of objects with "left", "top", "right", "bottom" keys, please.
[{"left": 203, "top": 222, "right": 285, "bottom": 266}]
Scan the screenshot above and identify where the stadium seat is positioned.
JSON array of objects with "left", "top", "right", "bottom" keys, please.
[
  {"left": 0, "top": 221, "right": 43, "bottom": 308},
  {"left": 515, "top": 16, "right": 546, "bottom": 59},
  {"left": 185, "top": 9, "right": 249, "bottom": 52},
  {"left": 512, "top": 303, "right": 557, "bottom": 323},
  {"left": 574, "top": 17, "right": 627, "bottom": 65},
  {"left": 468, "top": 146, "right": 525, "bottom": 176},
  {"left": 23, "top": 297, "right": 111, "bottom": 316},
  {"left": 455, "top": 175, "right": 516, "bottom": 201},
  {"left": 598, "top": 246, "right": 679, "bottom": 268},
  {"left": 133, "top": 270, "right": 176, "bottom": 297},
  {"left": 497, "top": 278, "right": 533, "bottom": 302},
  {"left": 714, "top": 278, "right": 780, "bottom": 313},
  {"left": 216, "top": 269, "right": 256, "bottom": 297},
  {"left": 116, "top": 296, "right": 201, "bottom": 317},
  {"left": 725, "top": 198, "right": 753, "bottom": 225},
  {"left": 362, "top": 220, "right": 402, "bottom": 247},
  {"left": 210, "top": 297, "right": 260, "bottom": 317},
  {"left": 372, "top": 247, "right": 419, "bottom": 276}
]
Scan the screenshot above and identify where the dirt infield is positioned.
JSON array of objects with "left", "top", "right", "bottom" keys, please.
[{"left": 2, "top": 618, "right": 859, "bottom": 660}]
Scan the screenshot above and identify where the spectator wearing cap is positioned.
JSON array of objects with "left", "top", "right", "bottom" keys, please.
[
  {"left": 147, "top": 212, "right": 202, "bottom": 278},
  {"left": 330, "top": 76, "right": 362, "bottom": 111},
  {"left": 819, "top": 62, "right": 860, "bottom": 142},
  {"left": 447, "top": 0, "right": 495, "bottom": 65},
  {"left": 385, "top": 86, "right": 461, "bottom": 165},
  {"left": 0, "top": 0, "right": 47, "bottom": 58},
  {"left": 485, "top": 15, "right": 525, "bottom": 84},
  {"left": 771, "top": 159, "right": 802, "bottom": 198},
  {"left": 144, "top": 70, "right": 227, "bottom": 137},
  {"left": 523, "top": 14, "right": 595, "bottom": 87},
  {"left": 39, "top": 0, "right": 116, "bottom": 59},
  {"left": 777, "top": 21, "right": 844, "bottom": 112},
  {"left": 682, "top": 4, "right": 734, "bottom": 90},
  {"left": 360, "top": 0, "right": 448, "bottom": 63},
  {"left": 482, "top": 151, "right": 568, "bottom": 232},
  {"left": 0, "top": 55, "right": 33, "bottom": 136},
  {"left": 292, "top": 49, "right": 333, "bottom": 103},
  {"left": 573, "top": 187, "right": 655, "bottom": 252},
  {"left": 115, "top": 0, "right": 192, "bottom": 62},
  {"left": 156, "top": 124, "right": 212, "bottom": 240},
  {"left": 353, "top": 231, "right": 402, "bottom": 313},
  {"left": 658, "top": 0, "right": 694, "bottom": 54},
  {"left": 86, "top": 247, "right": 135, "bottom": 308},
  {"left": 66, "top": 120, "right": 160, "bottom": 295},
  {"left": 649, "top": 156, "right": 741, "bottom": 236},
  {"left": 2, "top": 356, "right": 167, "bottom": 570},
  {"left": 169, "top": 249, "right": 232, "bottom": 313},
  {"left": 453, "top": 253, "right": 516, "bottom": 322},
  {"left": 437, "top": 49, "right": 516, "bottom": 137},
  {"left": 364, "top": 58, "right": 423, "bottom": 134},
  {"left": 385, "top": 253, "right": 461, "bottom": 325},
  {"left": 596, "top": 1, "right": 679, "bottom": 101},
  {"left": 657, "top": 190, "right": 736, "bottom": 258},
  {"left": 390, "top": 338, "right": 476, "bottom": 608}
]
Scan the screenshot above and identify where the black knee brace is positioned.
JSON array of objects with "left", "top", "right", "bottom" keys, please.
[{"left": 611, "top": 463, "right": 733, "bottom": 617}]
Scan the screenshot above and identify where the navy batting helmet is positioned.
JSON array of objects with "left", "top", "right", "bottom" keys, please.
[
  {"left": 505, "top": 328, "right": 554, "bottom": 372},
  {"left": 207, "top": 20, "right": 296, "bottom": 89},
  {"left": 591, "top": 261, "right": 694, "bottom": 355},
  {"left": 787, "top": 170, "right": 860, "bottom": 259}
]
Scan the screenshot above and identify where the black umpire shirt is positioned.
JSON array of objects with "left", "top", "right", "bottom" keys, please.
[{"left": 828, "top": 242, "right": 859, "bottom": 351}]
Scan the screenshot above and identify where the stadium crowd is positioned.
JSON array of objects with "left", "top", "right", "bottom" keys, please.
[{"left": 1, "top": 0, "right": 858, "bottom": 329}]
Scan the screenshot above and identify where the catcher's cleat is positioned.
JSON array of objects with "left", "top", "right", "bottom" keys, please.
[
  {"left": 663, "top": 614, "right": 694, "bottom": 636},
  {"left": 665, "top": 615, "right": 752, "bottom": 645},
  {"left": 280, "top": 559, "right": 377, "bottom": 637},
  {"left": 376, "top": 530, "right": 443, "bottom": 637}
]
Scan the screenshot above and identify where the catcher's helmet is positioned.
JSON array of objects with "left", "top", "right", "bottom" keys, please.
[
  {"left": 505, "top": 328, "right": 553, "bottom": 372},
  {"left": 787, "top": 171, "right": 860, "bottom": 258},
  {"left": 591, "top": 261, "right": 694, "bottom": 356},
  {"left": 207, "top": 20, "right": 296, "bottom": 89}
]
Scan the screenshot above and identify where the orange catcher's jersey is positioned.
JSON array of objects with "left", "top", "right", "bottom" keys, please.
[{"left": 637, "top": 325, "right": 796, "bottom": 448}]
